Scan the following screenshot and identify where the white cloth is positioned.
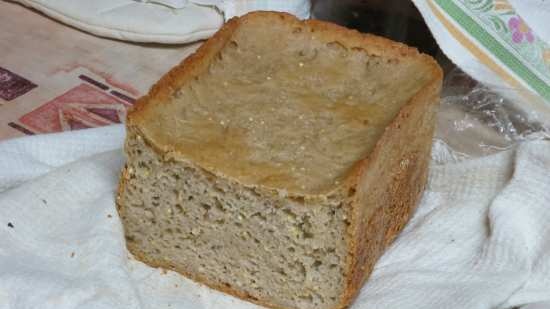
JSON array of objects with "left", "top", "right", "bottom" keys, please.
[
  {"left": 144, "top": 0, "right": 311, "bottom": 20},
  {"left": 412, "top": 0, "right": 550, "bottom": 124},
  {"left": 10, "top": 0, "right": 310, "bottom": 44},
  {"left": 1, "top": 125, "right": 550, "bottom": 309},
  {"left": 12, "top": 0, "right": 224, "bottom": 44}
]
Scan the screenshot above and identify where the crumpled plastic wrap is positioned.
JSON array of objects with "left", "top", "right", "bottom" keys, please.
[{"left": 433, "top": 68, "right": 550, "bottom": 163}]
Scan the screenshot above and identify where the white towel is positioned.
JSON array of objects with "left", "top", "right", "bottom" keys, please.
[
  {"left": 1, "top": 124, "right": 550, "bottom": 309},
  {"left": 412, "top": 0, "right": 550, "bottom": 124},
  {"left": 10, "top": 0, "right": 310, "bottom": 44}
]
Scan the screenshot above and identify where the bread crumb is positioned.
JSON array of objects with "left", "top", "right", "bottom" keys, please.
[{"left": 7, "top": 222, "right": 14, "bottom": 228}]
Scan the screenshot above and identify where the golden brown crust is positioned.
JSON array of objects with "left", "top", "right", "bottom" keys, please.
[
  {"left": 128, "top": 14, "right": 240, "bottom": 125},
  {"left": 339, "top": 69, "right": 442, "bottom": 309},
  {"left": 119, "top": 10, "right": 443, "bottom": 309},
  {"left": 128, "top": 11, "right": 439, "bottom": 154}
]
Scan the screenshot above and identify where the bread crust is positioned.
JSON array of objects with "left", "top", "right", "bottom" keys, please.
[
  {"left": 118, "top": 11, "right": 443, "bottom": 309},
  {"left": 340, "top": 75, "right": 441, "bottom": 309}
]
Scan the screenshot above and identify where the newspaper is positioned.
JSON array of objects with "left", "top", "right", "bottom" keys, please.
[{"left": 0, "top": 1, "right": 199, "bottom": 140}]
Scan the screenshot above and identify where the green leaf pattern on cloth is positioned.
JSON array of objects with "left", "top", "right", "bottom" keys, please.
[{"left": 435, "top": 0, "right": 550, "bottom": 100}]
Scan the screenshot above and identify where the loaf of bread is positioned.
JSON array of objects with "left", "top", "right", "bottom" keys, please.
[{"left": 117, "top": 11, "right": 442, "bottom": 309}]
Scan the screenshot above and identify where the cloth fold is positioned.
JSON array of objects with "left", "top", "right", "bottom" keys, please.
[
  {"left": 9, "top": 0, "right": 310, "bottom": 44},
  {"left": 412, "top": 0, "right": 550, "bottom": 123},
  {"left": 1, "top": 125, "right": 550, "bottom": 309}
]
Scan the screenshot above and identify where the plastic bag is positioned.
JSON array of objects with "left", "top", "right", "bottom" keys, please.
[{"left": 433, "top": 68, "right": 549, "bottom": 163}]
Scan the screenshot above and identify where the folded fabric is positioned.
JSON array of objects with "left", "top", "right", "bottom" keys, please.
[
  {"left": 10, "top": 0, "right": 310, "bottom": 44},
  {"left": 412, "top": 0, "right": 550, "bottom": 124},
  {"left": 1, "top": 125, "right": 550, "bottom": 309},
  {"left": 143, "top": 0, "right": 311, "bottom": 20}
]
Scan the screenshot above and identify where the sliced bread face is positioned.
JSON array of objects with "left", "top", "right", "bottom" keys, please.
[{"left": 117, "top": 11, "right": 442, "bottom": 309}]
